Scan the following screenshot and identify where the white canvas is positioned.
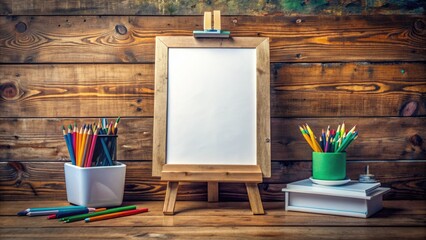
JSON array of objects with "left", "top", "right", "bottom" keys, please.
[{"left": 166, "top": 48, "right": 256, "bottom": 165}]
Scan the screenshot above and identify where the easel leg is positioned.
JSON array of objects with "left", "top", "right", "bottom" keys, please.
[
  {"left": 208, "top": 182, "right": 219, "bottom": 202},
  {"left": 163, "top": 181, "right": 179, "bottom": 215},
  {"left": 245, "top": 183, "right": 265, "bottom": 215}
]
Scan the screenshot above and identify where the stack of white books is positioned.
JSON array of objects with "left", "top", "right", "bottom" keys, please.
[{"left": 282, "top": 179, "right": 390, "bottom": 218}]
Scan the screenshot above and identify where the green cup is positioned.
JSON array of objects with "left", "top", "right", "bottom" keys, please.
[{"left": 312, "top": 152, "right": 346, "bottom": 180}]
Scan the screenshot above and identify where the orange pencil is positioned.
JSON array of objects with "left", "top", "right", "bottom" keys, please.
[
  {"left": 81, "top": 127, "right": 92, "bottom": 167},
  {"left": 76, "top": 125, "right": 82, "bottom": 166},
  {"left": 84, "top": 208, "right": 148, "bottom": 223},
  {"left": 95, "top": 208, "right": 107, "bottom": 212}
]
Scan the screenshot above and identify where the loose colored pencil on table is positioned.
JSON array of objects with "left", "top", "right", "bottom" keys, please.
[
  {"left": 26, "top": 207, "right": 96, "bottom": 217},
  {"left": 47, "top": 207, "right": 106, "bottom": 219},
  {"left": 299, "top": 123, "right": 358, "bottom": 152},
  {"left": 17, "top": 205, "right": 88, "bottom": 216},
  {"left": 61, "top": 205, "right": 136, "bottom": 223},
  {"left": 84, "top": 208, "right": 148, "bottom": 223}
]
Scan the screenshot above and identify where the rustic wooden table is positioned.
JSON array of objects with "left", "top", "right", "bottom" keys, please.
[{"left": 0, "top": 200, "right": 425, "bottom": 239}]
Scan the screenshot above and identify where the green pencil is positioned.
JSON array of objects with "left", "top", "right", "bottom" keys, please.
[
  {"left": 337, "top": 132, "right": 357, "bottom": 152},
  {"left": 61, "top": 205, "right": 136, "bottom": 223}
]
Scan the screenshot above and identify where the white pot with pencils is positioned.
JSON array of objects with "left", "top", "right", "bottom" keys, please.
[{"left": 62, "top": 117, "right": 126, "bottom": 207}]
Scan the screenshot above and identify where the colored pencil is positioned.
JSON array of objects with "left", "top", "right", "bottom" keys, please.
[
  {"left": 27, "top": 207, "right": 95, "bottom": 217},
  {"left": 113, "top": 117, "right": 121, "bottom": 134},
  {"left": 85, "top": 127, "right": 99, "bottom": 167},
  {"left": 17, "top": 205, "right": 86, "bottom": 216},
  {"left": 78, "top": 125, "right": 88, "bottom": 167},
  {"left": 299, "top": 123, "right": 358, "bottom": 153},
  {"left": 63, "top": 126, "right": 76, "bottom": 165},
  {"left": 72, "top": 122, "right": 77, "bottom": 163},
  {"left": 84, "top": 208, "right": 148, "bottom": 223},
  {"left": 81, "top": 127, "right": 92, "bottom": 167},
  {"left": 76, "top": 125, "right": 84, "bottom": 166},
  {"left": 107, "top": 121, "right": 113, "bottom": 135},
  {"left": 55, "top": 208, "right": 94, "bottom": 218},
  {"left": 47, "top": 208, "right": 105, "bottom": 219},
  {"left": 299, "top": 126, "right": 315, "bottom": 151},
  {"left": 99, "top": 133, "right": 113, "bottom": 166},
  {"left": 62, "top": 205, "right": 137, "bottom": 223},
  {"left": 305, "top": 124, "right": 322, "bottom": 152}
]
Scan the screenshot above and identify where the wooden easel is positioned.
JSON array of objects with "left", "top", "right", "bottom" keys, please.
[
  {"left": 153, "top": 36, "right": 271, "bottom": 216},
  {"left": 161, "top": 165, "right": 264, "bottom": 215}
]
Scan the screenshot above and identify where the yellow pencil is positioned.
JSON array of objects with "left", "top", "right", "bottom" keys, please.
[
  {"left": 79, "top": 126, "right": 88, "bottom": 167},
  {"left": 299, "top": 126, "right": 315, "bottom": 151},
  {"left": 81, "top": 127, "right": 92, "bottom": 167},
  {"left": 305, "top": 124, "right": 323, "bottom": 152}
]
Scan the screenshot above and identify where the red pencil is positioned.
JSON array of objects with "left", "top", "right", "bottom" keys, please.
[
  {"left": 85, "top": 127, "right": 99, "bottom": 167},
  {"left": 84, "top": 208, "right": 148, "bottom": 223}
]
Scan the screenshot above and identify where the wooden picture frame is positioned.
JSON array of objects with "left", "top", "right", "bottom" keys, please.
[{"left": 153, "top": 36, "right": 271, "bottom": 214}]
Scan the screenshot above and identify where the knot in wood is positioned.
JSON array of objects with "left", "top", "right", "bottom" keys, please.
[
  {"left": 115, "top": 24, "right": 128, "bottom": 35},
  {"left": 414, "top": 19, "right": 425, "bottom": 32},
  {"left": 400, "top": 101, "right": 418, "bottom": 116},
  {"left": 15, "top": 22, "right": 27, "bottom": 33},
  {"left": 409, "top": 134, "right": 423, "bottom": 147},
  {"left": 0, "top": 82, "right": 19, "bottom": 100}
]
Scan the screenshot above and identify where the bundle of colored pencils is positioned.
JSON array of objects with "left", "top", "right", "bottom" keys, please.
[
  {"left": 17, "top": 205, "right": 148, "bottom": 223},
  {"left": 299, "top": 123, "right": 358, "bottom": 152},
  {"left": 62, "top": 117, "right": 120, "bottom": 167}
]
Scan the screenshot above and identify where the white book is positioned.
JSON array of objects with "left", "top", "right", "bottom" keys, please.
[
  {"left": 287, "top": 179, "right": 381, "bottom": 197},
  {"left": 282, "top": 187, "right": 390, "bottom": 218}
]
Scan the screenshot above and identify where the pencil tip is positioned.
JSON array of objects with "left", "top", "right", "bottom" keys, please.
[{"left": 17, "top": 210, "right": 27, "bottom": 216}]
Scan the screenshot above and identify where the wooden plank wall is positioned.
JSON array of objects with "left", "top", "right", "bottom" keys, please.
[{"left": 0, "top": 1, "right": 425, "bottom": 201}]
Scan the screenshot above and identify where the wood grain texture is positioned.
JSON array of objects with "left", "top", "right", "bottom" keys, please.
[
  {"left": 271, "top": 62, "right": 426, "bottom": 117},
  {"left": 1, "top": 200, "right": 425, "bottom": 240},
  {"left": 208, "top": 182, "right": 218, "bottom": 203},
  {"left": 0, "top": 227, "right": 424, "bottom": 240},
  {"left": 2, "top": 200, "right": 425, "bottom": 216},
  {"left": 256, "top": 38, "right": 271, "bottom": 177},
  {"left": 1, "top": 63, "right": 424, "bottom": 118},
  {"left": 1, "top": 201, "right": 426, "bottom": 227},
  {"left": 161, "top": 165, "right": 263, "bottom": 183},
  {"left": 1, "top": 117, "right": 424, "bottom": 162},
  {"left": 246, "top": 183, "right": 265, "bottom": 215},
  {"left": 0, "top": 15, "right": 424, "bottom": 63},
  {"left": 0, "top": 161, "right": 424, "bottom": 201},
  {"left": 163, "top": 181, "right": 179, "bottom": 215},
  {"left": 152, "top": 37, "right": 168, "bottom": 176},
  {"left": 0, "top": 0, "right": 424, "bottom": 15},
  {"left": 0, "top": 64, "right": 154, "bottom": 117}
]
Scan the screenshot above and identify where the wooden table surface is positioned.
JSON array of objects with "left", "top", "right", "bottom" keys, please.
[{"left": 1, "top": 200, "right": 425, "bottom": 240}]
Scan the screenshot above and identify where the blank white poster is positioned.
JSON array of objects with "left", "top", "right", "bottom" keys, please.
[{"left": 167, "top": 48, "right": 256, "bottom": 165}]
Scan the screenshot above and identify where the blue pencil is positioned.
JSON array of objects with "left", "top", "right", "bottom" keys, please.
[
  {"left": 17, "top": 205, "right": 86, "bottom": 216},
  {"left": 99, "top": 129, "right": 113, "bottom": 166},
  {"left": 63, "top": 126, "right": 76, "bottom": 165}
]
